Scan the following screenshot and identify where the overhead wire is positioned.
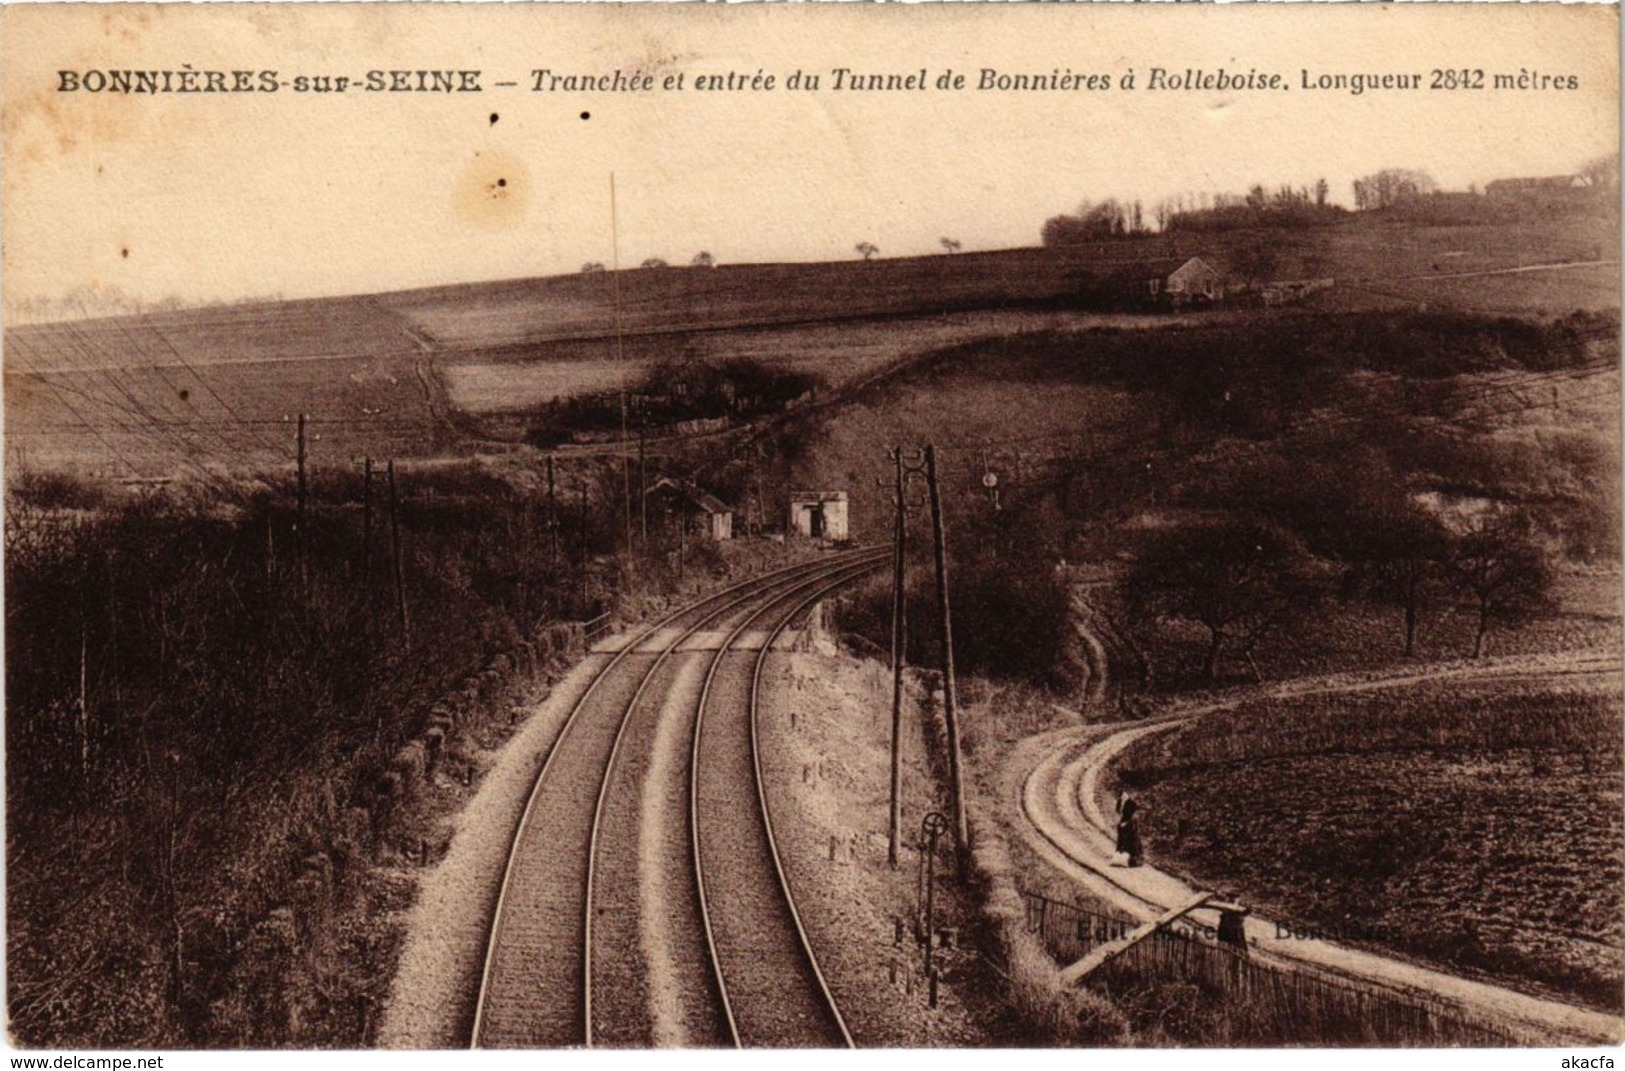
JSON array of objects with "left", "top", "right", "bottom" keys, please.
[
  {"left": 3, "top": 336, "right": 146, "bottom": 480},
  {"left": 10, "top": 328, "right": 240, "bottom": 498}
]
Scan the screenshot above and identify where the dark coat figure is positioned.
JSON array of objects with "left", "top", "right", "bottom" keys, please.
[{"left": 1116, "top": 795, "right": 1143, "bottom": 867}]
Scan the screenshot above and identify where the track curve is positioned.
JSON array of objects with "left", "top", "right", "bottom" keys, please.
[
  {"left": 691, "top": 564, "right": 876, "bottom": 1047},
  {"left": 473, "top": 550, "right": 883, "bottom": 1048}
]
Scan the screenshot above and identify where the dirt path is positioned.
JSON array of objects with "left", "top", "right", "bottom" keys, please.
[
  {"left": 1399, "top": 259, "right": 1619, "bottom": 282},
  {"left": 1010, "top": 651, "right": 1624, "bottom": 1045},
  {"left": 1068, "top": 590, "right": 1112, "bottom": 707}
]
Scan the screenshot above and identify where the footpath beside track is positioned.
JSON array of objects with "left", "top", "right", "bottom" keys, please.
[{"left": 1010, "top": 652, "right": 1624, "bottom": 1045}]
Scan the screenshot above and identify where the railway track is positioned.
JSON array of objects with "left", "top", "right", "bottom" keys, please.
[
  {"left": 473, "top": 550, "right": 884, "bottom": 1048},
  {"left": 691, "top": 566, "right": 870, "bottom": 1047}
]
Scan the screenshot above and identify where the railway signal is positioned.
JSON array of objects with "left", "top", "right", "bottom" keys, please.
[
  {"left": 919, "top": 811, "right": 950, "bottom": 978},
  {"left": 980, "top": 448, "right": 1001, "bottom": 510}
]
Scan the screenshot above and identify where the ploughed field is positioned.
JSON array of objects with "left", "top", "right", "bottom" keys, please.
[
  {"left": 6, "top": 207, "right": 1614, "bottom": 476},
  {"left": 1115, "top": 677, "right": 1625, "bottom": 1012},
  {"left": 5, "top": 306, "right": 439, "bottom": 477}
]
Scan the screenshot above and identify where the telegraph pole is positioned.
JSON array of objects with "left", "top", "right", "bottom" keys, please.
[
  {"left": 78, "top": 608, "right": 90, "bottom": 797},
  {"left": 295, "top": 413, "right": 308, "bottom": 586},
  {"left": 610, "top": 173, "right": 635, "bottom": 566},
  {"left": 924, "top": 445, "right": 968, "bottom": 858},
  {"left": 578, "top": 480, "right": 590, "bottom": 609},
  {"left": 547, "top": 454, "right": 560, "bottom": 569},
  {"left": 361, "top": 457, "right": 374, "bottom": 591},
  {"left": 638, "top": 426, "right": 648, "bottom": 546},
  {"left": 387, "top": 459, "right": 410, "bottom": 648}
]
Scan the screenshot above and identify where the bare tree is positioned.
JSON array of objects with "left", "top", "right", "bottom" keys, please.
[
  {"left": 1449, "top": 513, "right": 1554, "bottom": 659},
  {"left": 1123, "top": 521, "right": 1322, "bottom": 680},
  {"left": 1353, "top": 168, "right": 1438, "bottom": 210},
  {"left": 939, "top": 237, "right": 962, "bottom": 255},
  {"left": 690, "top": 251, "right": 715, "bottom": 268},
  {"left": 1233, "top": 239, "right": 1281, "bottom": 288},
  {"left": 855, "top": 241, "right": 879, "bottom": 262},
  {"left": 1355, "top": 503, "right": 1454, "bottom": 657}
]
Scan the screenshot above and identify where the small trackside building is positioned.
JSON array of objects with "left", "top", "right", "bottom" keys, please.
[
  {"left": 645, "top": 476, "right": 734, "bottom": 541},
  {"left": 788, "top": 491, "right": 849, "bottom": 542}
]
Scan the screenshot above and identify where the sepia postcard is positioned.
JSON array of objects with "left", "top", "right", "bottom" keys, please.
[{"left": 1, "top": 2, "right": 1620, "bottom": 1062}]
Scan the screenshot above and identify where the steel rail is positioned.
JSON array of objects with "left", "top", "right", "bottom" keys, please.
[
  {"left": 471, "top": 548, "right": 881, "bottom": 1048},
  {"left": 581, "top": 549, "right": 888, "bottom": 1046},
  {"left": 748, "top": 579, "right": 871, "bottom": 1048}
]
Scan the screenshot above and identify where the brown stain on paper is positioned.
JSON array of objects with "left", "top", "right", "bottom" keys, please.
[
  {"left": 2, "top": 12, "right": 193, "bottom": 190},
  {"left": 451, "top": 149, "right": 531, "bottom": 232}
]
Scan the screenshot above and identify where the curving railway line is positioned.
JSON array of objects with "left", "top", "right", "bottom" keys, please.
[{"left": 473, "top": 549, "right": 885, "bottom": 1049}]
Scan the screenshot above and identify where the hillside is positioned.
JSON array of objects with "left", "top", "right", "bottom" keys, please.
[
  {"left": 4, "top": 204, "right": 1617, "bottom": 481},
  {"left": 2, "top": 246, "right": 1163, "bottom": 478},
  {"left": 715, "top": 309, "right": 1620, "bottom": 554}
]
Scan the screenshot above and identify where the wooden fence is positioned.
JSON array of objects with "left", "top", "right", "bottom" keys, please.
[{"left": 1021, "top": 888, "right": 1524, "bottom": 1046}]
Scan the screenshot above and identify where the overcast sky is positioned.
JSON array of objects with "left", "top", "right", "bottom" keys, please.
[{"left": 3, "top": 4, "right": 1616, "bottom": 309}]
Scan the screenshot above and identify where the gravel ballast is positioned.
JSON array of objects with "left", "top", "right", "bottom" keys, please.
[
  {"left": 757, "top": 639, "right": 1020, "bottom": 1046},
  {"left": 376, "top": 652, "right": 608, "bottom": 1047}
]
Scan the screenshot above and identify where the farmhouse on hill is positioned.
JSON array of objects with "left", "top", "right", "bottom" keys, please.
[
  {"left": 1159, "top": 256, "right": 1225, "bottom": 306},
  {"left": 1486, "top": 174, "right": 1593, "bottom": 194},
  {"left": 1089, "top": 256, "right": 1226, "bottom": 309},
  {"left": 644, "top": 476, "right": 734, "bottom": 541}
]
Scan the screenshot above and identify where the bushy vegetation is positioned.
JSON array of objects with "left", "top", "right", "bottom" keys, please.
[
  {"left": 1043, "top": 182, "right": 1346, "bottom": 243},
  {"left": 825, "top": 309, "right": 1616, "bottom": 695},
  {"left": 867, "top": 309, "right": 1617, "bottom": 688},
  {"left": 1164, "top": 202, "right": 1347, "bottom": 232},
  {"left": 7, "top": 467, "right": 112, "bottom": 512},
  {"left": 832, "top": 500, "right": 1078, "bottom": 692},
  {"left": 525, "top": 355, "right": 818, "bottom": 448},
  {"left": 964, "top": 806, "right": 1130, "bottom": 1046}
]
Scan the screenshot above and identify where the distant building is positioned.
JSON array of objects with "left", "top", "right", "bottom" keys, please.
[
  {"left": 788, "top": 491, "right": 849, "bottom": 542},
  {"left": 1098, "top": 256, "right": 1224, "bottom": 308},
  {"left": 1485, "top": 175, "right": 1590, "bottom": 195},
  {"left": 1161, "top": 257, "right": 1225, "bottom": 306},
  {"left": 644, "top": 476, "right": 734, "bottom": 541}
]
